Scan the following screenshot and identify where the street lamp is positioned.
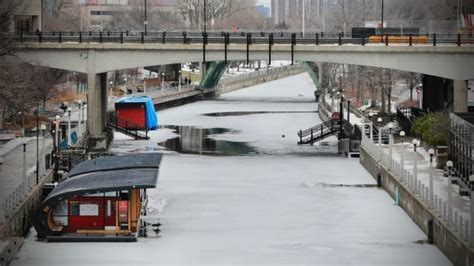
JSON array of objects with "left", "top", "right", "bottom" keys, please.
[
  {"left": 67, "top": 107, "right": 72, "bottom": 147},
  {"left": 428, "top": 148, "right": 435, "bottom": 208},
  {"left": 178, "top": 70, "right": 182, "bottom": 91},
  {"left": 203, "top": 0, "right": 207, "bottom": 33},
  {"left": 380, "top": 0, "right": 384, "bottom": 36},
  {"left": 446, "top": 160, "right": 454, "bottom": 225},
  {"left": 412, "top": 139, "right": 419, "bottom": 189},
  {"left": 388, "top": 122, "right": 394, "bottom": 169},
  {"left": 412, "top": 139, "right": 419, "bottom": 152},
  {"left": 161, "top": 72, "right": 165, "bottom": 92},
  {"left": 400, "top": 131, "right": 406, "bottom": 179},
  {"left": 144, "top": 0, "right": 148, "bottom": 35}
]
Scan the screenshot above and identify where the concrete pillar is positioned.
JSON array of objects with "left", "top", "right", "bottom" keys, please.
[
  {"left": 87, "top": 72, "right": 108, "bottom": 151},
  {"left": 453, "top": 80, "right": 468, "bottom": 113}
]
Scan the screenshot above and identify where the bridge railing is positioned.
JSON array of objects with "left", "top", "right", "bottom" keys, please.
[
  {"left": 14, "top": 31, "right": 474, "bottom": 47},
  {"left": 219, "top": 64, "right": 301, "bottom": 85},
  {"left": 361, "top": 126, "right": 472, "bottom": 245}
]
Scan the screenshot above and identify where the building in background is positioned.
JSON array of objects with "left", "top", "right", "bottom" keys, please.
[
  {"left": 271, "top": 0, "right": 333, "bottom": 26},
  {"left": 13, "top": 0, "right": 42, "bottom": 32},
  {"left": 256, "top": 5, "right": 270, "bottom": 18},
  {"left": 77, "top": 0, "right": 176, "bottom": 31}
]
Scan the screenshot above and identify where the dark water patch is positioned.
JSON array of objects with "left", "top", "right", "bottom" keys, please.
[
  {"left": 158, "top": 126, "right": 257, "bottom": 156},
  {"left": 306, "top": 182, "right": 377, "bottom": 188},
  {"left": 205, "top": 111, "right": 318, "bottom": 117}
]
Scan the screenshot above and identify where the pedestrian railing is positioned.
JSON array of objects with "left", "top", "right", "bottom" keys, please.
[
  {"left": 361, "top": 129, "right": 472, "bottom": 245},
  {"left": 219, "top": 64, "right": 301, "bottom": 85},
  {"left": 14, "top": 31, "right": 474, "bottom": 47},
  {"left": 0, "top": 143, "right": 52, "bottom": 225}
]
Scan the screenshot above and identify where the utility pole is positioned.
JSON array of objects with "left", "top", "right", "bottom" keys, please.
[
  {"left": 381, "top": 0, "right": 384, "bottom": 36},
  {"left": 203, "top": 0, "right": 207, "bottom": 33},
  {"left": 144, "top": 0, "right": 148, "bottom": 34},
  {"left": 302, "top": 0, "right": 305, "bottom": 37},
  {"left": 41, "top": 0, "right": 44, "bottom": 31}
]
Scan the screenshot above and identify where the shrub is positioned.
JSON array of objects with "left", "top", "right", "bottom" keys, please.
[{"left": 412, "top": 112, "right": 449, "bottom": 147}]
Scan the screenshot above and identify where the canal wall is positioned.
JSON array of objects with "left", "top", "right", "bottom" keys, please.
[
  {"left": 214, "top": 65, "right": 305, "bottom": 95},
  {"left": 360, "top": 147, "right": 474, "bottom": 266}
]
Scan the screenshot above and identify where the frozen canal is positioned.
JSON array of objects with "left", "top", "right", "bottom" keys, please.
[{"left": 13, "top": 73, "right": 450, "bottom": 265}]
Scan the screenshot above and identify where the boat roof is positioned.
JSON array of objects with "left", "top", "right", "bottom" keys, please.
[
  {"left": 47, "top": 153, "right": 162, "bottom": 201},
  {"left": 46, "top": 168, "right": 159, "bottom": 201},
  {"left": 67, "top": 153, "right": 162, "bottom": 178}
]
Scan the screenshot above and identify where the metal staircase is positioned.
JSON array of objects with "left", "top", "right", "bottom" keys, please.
[
  {"left": 297, "top": 120, "right": 342, "bottom": 145},
  {"left": 108, "top": 115, "right": 150, "bottom": 140}
]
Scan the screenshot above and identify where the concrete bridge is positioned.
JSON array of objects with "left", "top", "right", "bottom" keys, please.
[{"left": 12, "top": 35, "right": 474, "bottom": 150}]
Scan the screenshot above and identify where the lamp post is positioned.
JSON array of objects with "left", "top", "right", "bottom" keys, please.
[
  {"left": 144, "top": 0, "right": 148, "bottom": 35},
  {"left": 203, "top": 0, "right": 207, "bottom": 33},
  {"left": 54, "top": 115, "right": 61, "bottom": 182},
  {"left": 161, "top": 72, "right": 165, "bottom": 92},
  {"left": 77, "top": 100, "right": 82, "bottom": 140},
  {"left": 67, "top": 107, "right": 72, "bottom": 147},
  {"left": 388, "top": 122, "right": 394, "bottom": 169},
  {"left": 178, "top": 70, "right": 182, "bottom": 91},
  {"left": 400, "top": 131, "right": 406, "bottom": 180},
  {"left": 302, "top": 0, "right": 306, "bottom": 37},
  {"left": 412, "top": 139, "right": 419, "bottom": 190},
  {"left": 446, "top": 160, "right": 453, "bottom": 226},
  {"left": 36, "top": 103, "right": 40, "bottom": 185},
  {"left": 380, "top": 0, "right": 384, "bottom": 36},
  {"left": 428, "top": 148, "right": 435, "bottom": 208}
]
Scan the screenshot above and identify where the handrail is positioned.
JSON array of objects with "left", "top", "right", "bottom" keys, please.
[{"left": 14, "top": 31, "right": 474, "bottom": 47}]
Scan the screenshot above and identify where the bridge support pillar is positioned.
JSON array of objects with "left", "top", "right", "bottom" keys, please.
[
  {"left": 454, "top": 80, "right": 468, "bottom": 113},
  {"left": 87, "top": 72, "right": 109, "bottom": 151}
]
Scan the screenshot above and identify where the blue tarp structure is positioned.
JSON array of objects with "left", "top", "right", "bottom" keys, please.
[{"left": 116, "top": 96, "right": 159, "bottom": 130}]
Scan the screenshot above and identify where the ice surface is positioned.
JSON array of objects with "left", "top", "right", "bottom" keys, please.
[{"left": 14, "top": 73, "right": 450, "bottom": 266}]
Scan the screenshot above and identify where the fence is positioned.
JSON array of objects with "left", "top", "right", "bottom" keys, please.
[
  {"left": 15, "top": 31, "right": 474, "bottom": 47},
  {"left": 361, "top": 128, "right": 472, "bottom": 246},
  {"left": 0, "top": 140, "right": 52, "bottom": 225}
]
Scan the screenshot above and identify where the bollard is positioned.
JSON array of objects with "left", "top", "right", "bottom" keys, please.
[
  {"left": 338, "top": 33, "right": 342, "bottom": 46},
  {"left": 409, "top": 34, "right": 413, "bottom": 46},
  {"left": 428, "top": 219, "right": 434, "bottom": 244},
  {"left": 99, "top": 31, "right": 103, "bottom": 43},
  {"left": 141, "top": 32, "right": 144, "bottom": 44},
  {"left": 120, "top": 32, "right": 124, "bottom": 44},
  {"left": 316, "top": 33, "right": 319, "bottom": 45},
  {"left": 457, "top": 34, "right": 461, "bottom": 46},
  {"left": 377, "top": 173, "right": 382, "bottom": 188},
  {"left": 385, "top": 35, "right": 389, "bottom": 46},
  {"left": 433, "top": 33, "right": 437, "bottom": 46}
]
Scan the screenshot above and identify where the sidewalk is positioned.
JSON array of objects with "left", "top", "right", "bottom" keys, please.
[
  {"left": 383, "top": 140, "right": 470, "bottom": 220},
  {"left": 0, "top": 137, "right": 53, "bottom": 199}
]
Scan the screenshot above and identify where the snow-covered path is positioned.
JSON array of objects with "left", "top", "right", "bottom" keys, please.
[{"left": 13, "top": 73, "right": 450, "bottom": 265}]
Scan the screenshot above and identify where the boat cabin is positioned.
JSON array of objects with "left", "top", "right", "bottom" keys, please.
[{"left": 34, "top": 153, "right": 162, "bottom": 242}]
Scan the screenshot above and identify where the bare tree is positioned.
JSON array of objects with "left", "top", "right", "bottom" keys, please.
[
  {"left": 0, "top": 0, "right": 24, "bottom": 57},
  {"left": 176, "top": 0, "right": 255, "bottom": 30}
]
